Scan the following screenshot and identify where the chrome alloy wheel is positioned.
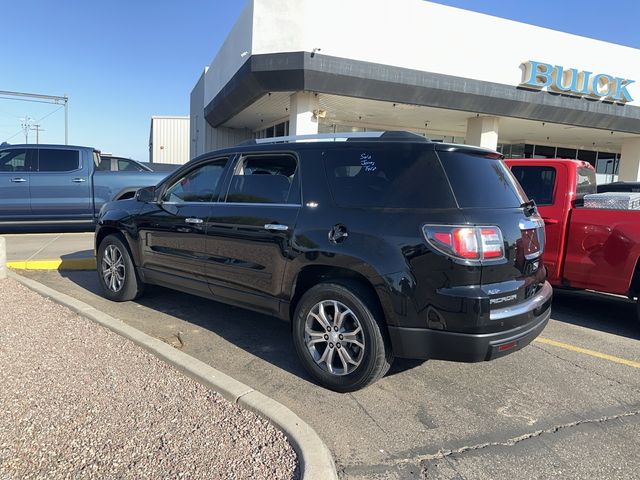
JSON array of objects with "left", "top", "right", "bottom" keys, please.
[
  {"left": 101, "top": 244, "right": 126, "bottom": 293},
  {"left": 305, "top": 300, "right": 365, "bottom": 376}
]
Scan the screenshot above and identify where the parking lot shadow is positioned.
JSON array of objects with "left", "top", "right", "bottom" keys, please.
[
  {"left": 551, "top": 288, "right": 640, "bottom": 340},
  {"left": 58, "top": 271, "right": 425, "bottom": 384},
  {"left": 57, "top": 251, "right": 96, "bottom": 270}
]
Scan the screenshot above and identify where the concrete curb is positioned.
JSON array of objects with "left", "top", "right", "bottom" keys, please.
[
  {"left": 9, "top": 270, "right": 337, "bottom": 480},
  {"left": 0, "top": 237, "right": 6, "bottom": 280},
  {"left": 7, "top": 258, "right": 97, "bottom": 271}
]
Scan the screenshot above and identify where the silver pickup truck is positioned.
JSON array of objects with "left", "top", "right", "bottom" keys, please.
[{"left": 0, "top": 144, "right": 168, "bottom": 228}]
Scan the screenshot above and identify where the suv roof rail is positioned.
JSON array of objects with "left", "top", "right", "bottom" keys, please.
[{"left": 237, "top": 130, "right": 430, "bottom": 146}]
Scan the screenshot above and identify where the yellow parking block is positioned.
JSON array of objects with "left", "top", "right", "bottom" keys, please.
[
  {"left": 535, "top": 337, "right": 640, "bottom": 369},
  {"left": 7, "top": 258, "right": 96, "bottom": 271}
]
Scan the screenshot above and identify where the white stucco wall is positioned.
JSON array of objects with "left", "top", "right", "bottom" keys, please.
[
  {"left": 203, "top": 1, "right": 254, "bottom": 111},
  {"left": 203, "top": 0, "right": 640, "bottom": 107},
  {"left": 190, "top": 68, "right": 207, "bottom": 160}
]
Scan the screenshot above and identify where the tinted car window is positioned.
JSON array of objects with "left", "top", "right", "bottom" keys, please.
[
  {"left": 162, "top": 159, "right": 227, "bottom": 203},
  {"left": 0, "top": 149, "right": 28, "bottom": 172},
  {"left": 118, "top": 159, "right": 142, "bottom": 171},
  {"left": 439, "top": 152, "right": 526, "bottom": 208},
  {"left": 226, "top": 155, "right": 299, "bottom": 204},
  {"left": 325, "top": 146, "right": 455, "bottom": 208},
  {"left": 37, "top": 149, "right": 80, "bottom": 172},
  {"left": 510, "top": 166, "right": 556, "bottom": 206},
  {"left": 98, "top": 158, "right": 111, "bottom": 171}
]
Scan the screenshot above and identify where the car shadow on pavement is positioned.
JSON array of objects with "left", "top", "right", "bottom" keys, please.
[
  {"left": 59, "top": 271, "right": 424, "bottom": 386},
  {"left": 551, "top": 289, "right": 640, "bottom": 340},
  {"left": 60, "top": 249, "right": 95, "bottom": 259}
]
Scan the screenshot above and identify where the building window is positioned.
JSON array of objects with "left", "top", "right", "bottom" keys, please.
[
  {"left": 556, "top": 147, "right": 577, "bottom": 159},
  {"left": 507, "top": 143, "right": 618, "bottom": 171},
  {"left": 596, "top": 152, "right": 619, "bottom": 174},
  {"left": 533, "top": 145, "right": 555, "bottom": 158},
  {"left": 254, "top": 120, "right": 289, "bottom": 139}
]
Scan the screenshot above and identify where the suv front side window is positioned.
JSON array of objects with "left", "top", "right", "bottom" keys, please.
[
  {"left": 225, "top": 154, "right": 299, "bottom": 204},
  {"left": 162, "top": 158, "right": 227, "bottom": 203}
]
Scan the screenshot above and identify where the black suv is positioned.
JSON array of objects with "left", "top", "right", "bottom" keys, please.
[{"left": 95, "top": 132, "right": 552, "bottom": 392}]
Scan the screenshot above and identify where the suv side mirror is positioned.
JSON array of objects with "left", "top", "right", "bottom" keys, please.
[{"left": 135, "top": 186, "right": 156, "bottom": 203}]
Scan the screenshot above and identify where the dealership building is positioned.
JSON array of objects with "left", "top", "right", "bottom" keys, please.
[{"left": 190, "top": 0, "right": 640, "bottom": 182}]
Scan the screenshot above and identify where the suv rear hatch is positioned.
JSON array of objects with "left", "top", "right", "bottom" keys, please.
[{"left": 434, "top": 146, "right": 547, "bottom": 329}]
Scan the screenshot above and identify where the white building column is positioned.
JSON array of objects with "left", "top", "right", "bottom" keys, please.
[
  {"left": 618, "top": 137, "right": 640, "bottom": 181},
  {"left": 289, "top": 92, "right": 320, "bottom": 136},
  {"left": 465, "top": 116, "right": 500, "bottom": 150}
]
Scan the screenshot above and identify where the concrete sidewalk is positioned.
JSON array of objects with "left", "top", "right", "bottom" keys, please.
[
  {"left": 3, "top": 232, "right": 95, "bottom": 270},
  {"left": 0, "top": 276, "right": 298, "bottom": 479}
]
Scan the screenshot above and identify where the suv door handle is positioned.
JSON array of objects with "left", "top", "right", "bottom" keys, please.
[
  {"left": 542, "top": 217, "right": 559, "bottom": 225},
  {"left": 264, "top": 223, "right": 288, "bottom": 231},
  {"left": 72, "top": 178, "right": 87, "bottom": 183},
  {"left": 10, "top": 177, "right": 26, "bottom": 183},
  {"left": 185, "top": 217, "right": 204, "bottom": 224}
]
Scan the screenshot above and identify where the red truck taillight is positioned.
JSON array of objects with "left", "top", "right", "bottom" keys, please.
[{"left": 423, "top": 225, "right": 505, "bottom": 262}]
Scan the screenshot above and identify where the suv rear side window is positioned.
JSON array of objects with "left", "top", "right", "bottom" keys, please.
[
  {"left": 325, "top": 146, "right": 455, "bottom": 208},
  {"left": 510, "top": 166, "right": 556, "bottom": 206},
  {"left": 226, "top": 155, "right": 300, "bottom": 204},
  {"left": 439, "top": 152, "right": 526, "bottom": 208},
  {"left": 37, "top": 149, "right": 80, "bottom": 172}
]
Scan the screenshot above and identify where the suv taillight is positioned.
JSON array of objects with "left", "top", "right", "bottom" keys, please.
[{"left": 423, "top": 225, "right": 505, "bottom": 262}]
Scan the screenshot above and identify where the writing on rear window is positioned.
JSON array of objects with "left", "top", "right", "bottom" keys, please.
[{"left": 325, "top": 147, "right": 456, "bottom": 209}]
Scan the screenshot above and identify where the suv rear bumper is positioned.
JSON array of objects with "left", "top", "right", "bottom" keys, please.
[{"left": 388, "top": 281, "right": 552, "bottom": 362}]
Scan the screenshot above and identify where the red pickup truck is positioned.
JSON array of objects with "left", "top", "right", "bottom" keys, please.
[{"left": 506, "top": 158, "right": 640, "bottom": 322}]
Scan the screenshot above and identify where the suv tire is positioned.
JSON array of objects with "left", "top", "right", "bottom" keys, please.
[
  {"left": 97, "top": 234, "right": 144, "bottom": 302},
  {"left": 292, "top": 281, "right": 393, "bottom": 392}
]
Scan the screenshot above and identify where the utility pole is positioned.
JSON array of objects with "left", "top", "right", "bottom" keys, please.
[
  {"left": 20, "top": 116, "right": 34, "bottom": 144},
  {"left": 32, "top": 124, "right": 44, "bottom": 144},
  {"left": 64, "top": 93, "right": 68, "bottom": 145}
]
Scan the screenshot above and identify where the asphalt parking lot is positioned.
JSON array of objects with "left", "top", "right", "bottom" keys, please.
[{"left": 17, "top": 266, "right": 640, "bottom": 480}]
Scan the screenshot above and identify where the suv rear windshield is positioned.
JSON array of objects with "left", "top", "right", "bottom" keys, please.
[
  {"left": 324, "top": 146, "right": 456, "bottom": 208},
  {"left": 438, "top": 151, "right": 526, "bottom": 208}
]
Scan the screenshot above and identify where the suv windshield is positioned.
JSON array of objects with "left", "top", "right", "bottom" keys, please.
[
  {"left": 438, "top": 151, "right": 526, "bottom": 208},
  {"left": 324, "top": 145, "right": 456, "bottom": 208}
]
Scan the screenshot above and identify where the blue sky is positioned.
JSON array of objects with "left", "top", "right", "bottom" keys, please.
[{"left": 1, "top": 1, "right": 639, "bottom": 161}]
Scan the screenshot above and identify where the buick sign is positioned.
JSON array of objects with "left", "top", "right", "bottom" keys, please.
[{"left": 520, "top": 60, "right": 634, "bottom": 104}]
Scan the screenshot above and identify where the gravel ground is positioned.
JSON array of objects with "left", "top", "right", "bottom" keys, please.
[{"left": 0, "top": 277, "right": 298, "bottom": 480}]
